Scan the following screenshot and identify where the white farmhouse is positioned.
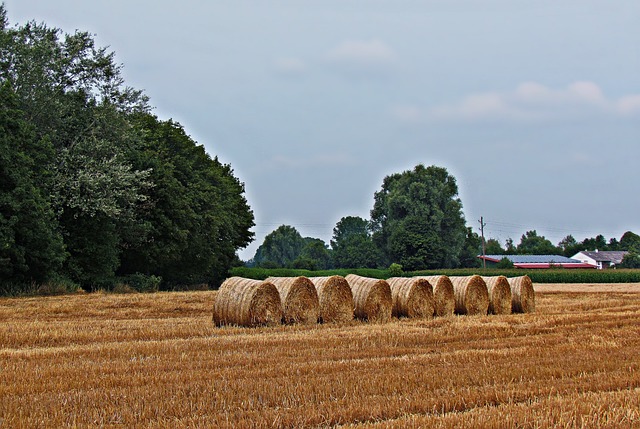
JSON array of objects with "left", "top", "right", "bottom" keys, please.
[{"left": 571, "top": 250, "right": 628, "bottom": 269}]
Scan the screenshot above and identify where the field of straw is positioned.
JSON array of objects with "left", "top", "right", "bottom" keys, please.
[{"left": 1, "top": 285, "right": 639, "bottom": 428}]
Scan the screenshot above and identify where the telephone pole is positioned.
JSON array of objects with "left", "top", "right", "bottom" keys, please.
[{"left": 478, "top": 216, "right": 486, "bottom": 269}]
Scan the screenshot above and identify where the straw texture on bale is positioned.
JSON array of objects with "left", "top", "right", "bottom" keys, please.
[
  {"left": 266, "top": 277, "right": 320, "bottom": 324},
  {"left": 417, "top": 276, "right": 455, "bottom": 317},
  {"left": 507, "top": 275, "right": 536, "bottom": 313},
  {"left": 344, "top": 274, "right": 392, "bottom": 323},
  {"left": 213, "top": 277, "right": 283, "bottom": 327},
  {"left": 448, "top": 275, "right": 490, "bottom": 316},
  {"left": 481, "top": 276, "right": 513, "bottom": 315},
  {"left": 308, "top": 276, "right": 354, "bottom": 323},
  {"left": 386, "top": 277, "right": 434, "bottom": 319}
]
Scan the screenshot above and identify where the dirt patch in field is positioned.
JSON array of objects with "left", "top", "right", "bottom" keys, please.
[{"left": 534, "top": 283, "right": 640, "bottom": 293}]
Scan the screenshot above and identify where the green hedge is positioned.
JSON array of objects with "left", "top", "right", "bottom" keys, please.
[{"left": 229, "top": 267, "right": 640, "bottom": 284}]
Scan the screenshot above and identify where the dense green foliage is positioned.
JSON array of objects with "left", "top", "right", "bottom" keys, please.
[
  {"left": 232, "top": 266, "right": 640, "bottom": 284},
  {"left": 330, "top": 216, "right": 381, "bottom": 269},
  {"left": 370, "top": 165, "right": 467, "bottom": 270},
  {"left": 0, "top": 7, "right": 254, "bottom": 292}
]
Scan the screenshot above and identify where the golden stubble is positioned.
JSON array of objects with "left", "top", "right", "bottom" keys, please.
[{"left": 1, "top": 289, "right": 639, "bottom": 428}]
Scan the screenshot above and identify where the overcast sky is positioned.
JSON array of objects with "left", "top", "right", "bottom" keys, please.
[{"left": 6, "top": 1, "right": 640, "bottom": 260}]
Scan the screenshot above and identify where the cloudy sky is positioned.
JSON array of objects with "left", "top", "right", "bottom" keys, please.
[{"left": 6, "top": 1, "right": 640, "bottom": 259}]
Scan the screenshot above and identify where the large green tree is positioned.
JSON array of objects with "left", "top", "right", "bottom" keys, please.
[
  {"left": 370, "top": 165, "right": 467, "bottom": 270},
  {"left": 0, "top": 82, "right": 65, "bottom": 285},
  {"left": 459, "top": 227, "right": 482, "bottom": 268},
  {"left": 330, "top": 216, "right": 381, "bottom": 268},
  {"left": 620, "top": 231, "right": 640, "bottom": 252},
  {"left": 0, "top": 7, "right": 255, "bottom": 289},
  {"left": 516, "top": 230, "right": 560, "bottom": 255},
  {"left": 252, "top": 225, "right": 306, "bottom": 268},
  {"left": 119, "top": 115, "right": 254, "bottom": 286},
  {"left": 0, "top": 7, "right": 152, "bottom": 288}
]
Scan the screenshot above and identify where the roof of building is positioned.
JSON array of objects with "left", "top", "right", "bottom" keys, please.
[
  {"left": 574, "top": 250, "right": 628, "bottom": 264},
  {"left": 478, "top": 254, "right": 595, "bottom": 269},
  {"left": 481, "top": 255, "right": 582, "bottom": 264}
]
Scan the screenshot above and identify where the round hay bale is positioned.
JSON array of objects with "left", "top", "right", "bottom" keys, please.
[
  {"left": 344, "top": 274, "right": 392, "bottom": 323},
  {"left": 416, "top": 276, "right": 455, "bottom": 317},
  {"left": 308, "top": 276, "right": 354, "bottom": 323},
  {"left": 213, "top": 277, "right": 283, "bottom": 327},
  {"left": 507, "top": 276, "right": 536, "bottom": 313},
  {"left": 266, "top": 277, "right": 320, "bottom": 324},
  {"left": 481, "top": 276, "right": 513, "bottom": 315},
  {"left": 386, "top": 277, "right": 434, "bottom": 319},
  {"left": 448, "top": 275, "right": 490, "bottom": 316}
]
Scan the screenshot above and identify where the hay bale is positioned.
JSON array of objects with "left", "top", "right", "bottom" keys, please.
[
  {"left": 448, "top": 275, "right": 490, "bottom": 315},
  {"left": 213, "top": 277, "right": 283, "bottom": 327},
  {"left": 416, "top": 276, "right": 455, "bottom": 317},
  {"left": 386, "top": 277, "right": 434, "bottom": 318},
  {"left": 266, "top": 277, "right": 320, "bottom": 324},
  {"left": 308, "top": 276, "right": 354, "bottom": 323},
  {"left": 344, "top": 274, "right": 392, "bottom": 323},
  {"left": 481, "top": 276, "right": 513, "bottom": 315},
  {"left": 507, "top": 275, "right": 536, "bottom": 313}
]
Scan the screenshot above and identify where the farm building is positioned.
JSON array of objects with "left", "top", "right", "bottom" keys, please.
[
  {"left": 477, "top": 254, "right": 595, "bottom": 269},
  {"left": 571, "top": 250, "right": 629, "bottom": 269}
]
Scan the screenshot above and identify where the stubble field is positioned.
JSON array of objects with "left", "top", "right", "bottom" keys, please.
[{"left": 1, "top": 285, "right": 639, "bottom": 428}]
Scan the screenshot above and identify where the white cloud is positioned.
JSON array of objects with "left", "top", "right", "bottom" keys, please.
[
  {"left": 424, "top": 82, "right": 640, "bottom": 122},
  {"left": 325, "top": 39, "right": 397, "bottom": 77},
  {"left": 272, "top": 57, "right": 307, "bottom": 76}
]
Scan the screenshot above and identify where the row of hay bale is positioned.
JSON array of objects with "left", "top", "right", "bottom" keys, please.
[{"left": 212, "top": 274, "right": 535, "bottom": 327}]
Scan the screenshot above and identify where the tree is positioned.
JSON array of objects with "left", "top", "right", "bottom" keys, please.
[
  {"left": 619, "top": 251, "right": 640, "bottom": 269},
  {"left": 0, "top": 82, "right": 65, "bottom": 285},
  {"left": 119, "top": 115, "right": 254, "bottom": 286},
  {"left": 504, "top": 237, "right": 516, "bottom": 254},
  {"left": 252, "top": 225, "right": 305, "bottom": 268},
  {"left": 459, "top": 227, "right": 482, "bottom": 268},
  {"left": 558, "top": 235, "right": 581, "bottom": 257},
  {"left": 620, "top": 231, "right": 640, "bottom": 252},
  {"left": 330, "top": 216, "right": 380, "bottom": 268},
  {"left": 0, "top": 7, "right": 255, "bottom": 289},
  {"left": 581, "top": 235, "right": 608, "bottom": 252},
  {"left": 516, "top": 230, "right": 560, "bottom": 255},
  {"left": 485, "top": 238, "right": 504, "bottom": 255},
  {"left": 0, "top": 8, "right": 152, "bottom": 288},
  {"left": 496, "top": 257, "right": 514, "bottom": 269},
  {"left": 370, "top": 165, "right": 467, "bottom": 270},
  {"left": 296, "top": 238, "right": 332, "bottom": 270}
]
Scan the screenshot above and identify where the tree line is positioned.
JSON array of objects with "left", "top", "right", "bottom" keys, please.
[
  {"left": 0, "top": 7, "right": 254, "bottom": 293},
  {"left": 248, "top": 164, "right": 640, "bottom": 271}
]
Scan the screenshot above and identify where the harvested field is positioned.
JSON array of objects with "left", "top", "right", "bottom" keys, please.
[{"left": 1, "top": 287, "right": 639, "bottom": 428}]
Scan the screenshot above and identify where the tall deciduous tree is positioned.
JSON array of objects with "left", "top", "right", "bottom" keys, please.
[
  {"left": 0, "top": 82, "right": 65, "bottom": 285},
  {"left": 330, "top": 216, "right": 380, "bottom": 268},
  {"left": 120, "top": 115, "right": 254, "bottom": 286},
  {"left": 516, "top": 230, "right": 560, "bottom": 255},
  {"left": 370, "top": 165, "right": 466, "bottom": 270},
  {"left": 620, "top": 231, "right": 640, "bottom": 252},
  {"left": 252, "top": 225, "right": 305, "bottom": 268}
]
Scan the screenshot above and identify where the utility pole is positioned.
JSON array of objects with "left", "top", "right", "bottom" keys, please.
[{"left": 478, "top": 216, "right": 486, "bottom": 269}]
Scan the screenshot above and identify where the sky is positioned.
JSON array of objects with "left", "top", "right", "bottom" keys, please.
[{"left": 6, "top": 1, "right": 640, "bottom": 260}]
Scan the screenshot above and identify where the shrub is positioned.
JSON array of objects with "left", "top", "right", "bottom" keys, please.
[
  {"left": 388, "top": 263, "right": 404, "bottom": 276},
  {"left": 117, "top": 273, "right": 162, "bottom": 293}
]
